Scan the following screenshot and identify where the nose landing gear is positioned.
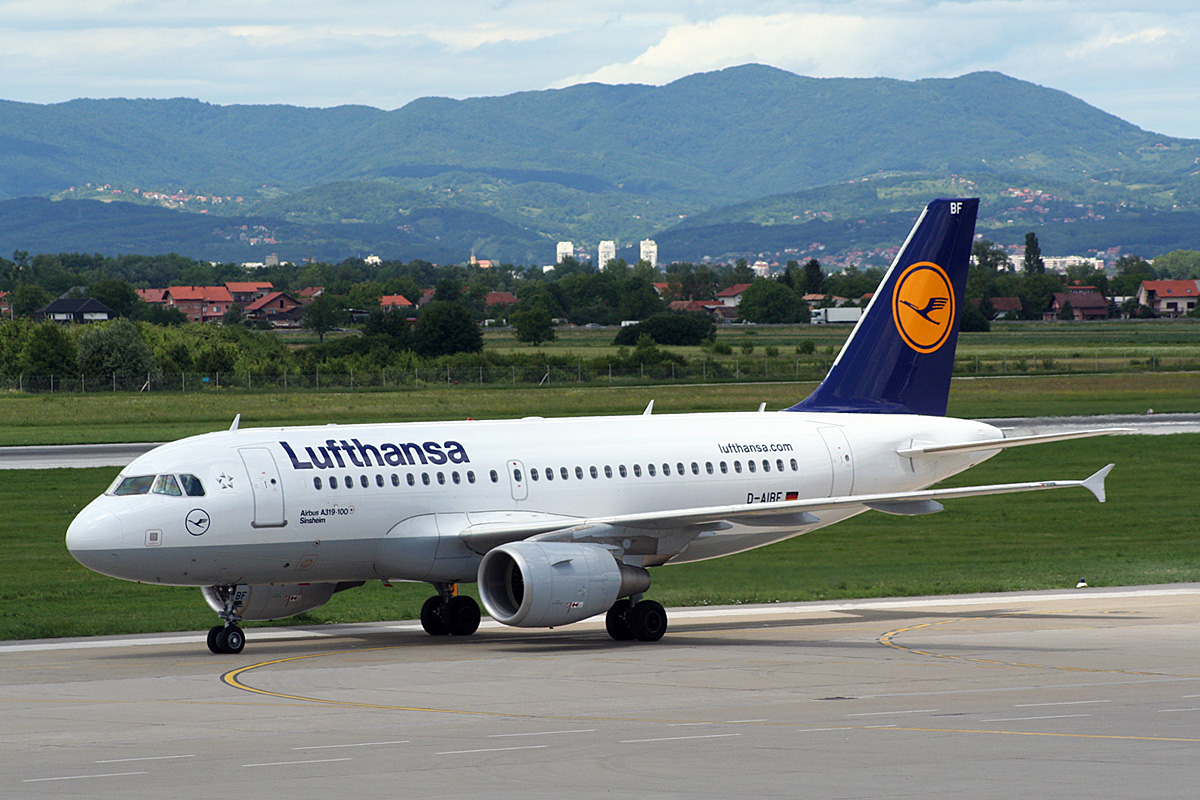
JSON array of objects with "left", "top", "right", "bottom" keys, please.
[{"left": 205, "top": 584, "right": 248, "bottom": 654}]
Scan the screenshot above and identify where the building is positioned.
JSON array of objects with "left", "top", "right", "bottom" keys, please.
[
  {"left": 556, "top": 241, "right": 574, "bottom": 264},
  {"left": 1136, "top": 280, "right": 1200, "bottom": 317},
  {"left": 165, "top": 286, "right": 234, "bottom": 323},
  {"left": 244, "top": 292, "right": 303, "bottom": 326},
  {"left": 1043, "top": 291, "right": 1109, "bottom": 321},
  {"left": 597, "top": 240, "right": 616, "bottom": 268},
  {"left": 752, "top": 261, "right": 770, "bottom": 278},
  {"left": 639, "top": 239, "right": 658, "bottom": 268},
  {"left": 717, "top": 283, "right": 752, "bottom": 307},
  {"left": 1043, "top": 256, "right": 1104, "bottom": 273},
  {"left": 225, "top": 281, "right": 274, "bottom": 307},
  {"left": 135, "top": 288, "right": 167, "bottom": 305},
  {"left": 35, "top": 298, "right": 115, "bottom": 323},
  {"left": 0, "top": 291, "right": 9, "bottom": 317},
  {"left": 484, "top": 291, "right": 519, "bottom": 308}
]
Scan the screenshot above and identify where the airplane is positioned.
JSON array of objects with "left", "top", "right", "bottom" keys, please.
[{"left": 66, "top": 198, "right": 1124, "bottom": 655}]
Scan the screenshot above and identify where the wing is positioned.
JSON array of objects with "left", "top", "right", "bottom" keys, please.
[{"left": 458, "top": 464, "right": 1115, "bottom": 556}]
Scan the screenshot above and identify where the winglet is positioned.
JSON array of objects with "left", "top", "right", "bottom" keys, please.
[
  {"left": 230, "top": 413, "right": 241, "bottom": 432},
  {"left": 643, "top": 400, "right": 654, "bottom": 416},
  {"left": 1082, "top": 463, "right": 1114, "bottom": 503}
]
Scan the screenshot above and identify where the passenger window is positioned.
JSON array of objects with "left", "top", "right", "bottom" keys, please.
[
  {"left": 560, "top": 467, "right": 569, "bottom": 480},
  {"left": 662, "top": 463, "right": 671, "bottom": 476},
  {"left": 676, "top": 462, "right": 684, "bottom": 476},
  {"left": 345, "top": 474, "right": 353, "bottom": 488},
  {"left": 691, "top": 462, "right": 699, "bottom": 475},
  {"left": 544, "top": 467, "right": 553, "bottom": 481},
  {"left": 648, "top": 463, "right": 656, "bottom": 476},
  {"left": 720, "top": 461, "right": 728, "bottom": 474},
  {"left": 603, "top": 465, "right": 611, "bottom": 478},
  {"left": 314, "top": 477, "right": 322, "bottom": 490},
  {"left": 180, "top": 474, "right": 205, "bottom": 496},
  {"left": 748, "top": 461, "right": 757, "bottom": 473},
  {"left": 762, "top": 460, "right": 770, "bottom": 472},
  {"left": 152, "top": 474, "right": 182, "bottom": 496},
  {"left": 575, "top": 466, "right": 584, "bottom": 479},
  {"left": 408, "top": 473, "right": 416, "bottom": 486},
  {"left": 422, "top": 473, "right": 431, "bottom": 485},
  {"left": 619, "top": 465, "right": 627, "bottom": 478},
  {"left": 360, "top": 475, "right": 369, "bottom": 488},
  {"left": 513, "top": 468, "right": 522, "bottom": 483},
  {"left": 113, "top": 475, "right": 155, "bottom": 495},
  {"left": 392, "top": 474, "right": 400, "bottom": 487},
  {"left": 790, "top": 458, "right": 798, "bottom": 471},
  {"left": 590, "top": 466, "right": 598, "bottom": 479},
  {"left": 467, "top": 471, "right": 476, "bottom": 484},
  {"left": 734, "top": 461, "right": 742, "bottom": 473},
  {"left": 452, "top": 471, "right": 461, "bottom": 484},
  {"left": 777, "top": 459, "right": 785, "bottom": 472},
  {"left": 376, "top": 474, "right": 384, "bottom": 487},
  {"left": 706, "top": 462, "right": 714, "bottom": 474},
  {"left": 530, "top": 468, "right": 539, "bottom": 482},
  {"left": 437, "top": 472, "right": 445, "bottom": 485},
  {"left": 633, "top": 464, "right": 642, "bottom": 477},
  {"left": 331, "top": 476, "right": 339, "bottom": 489},
  {"left": 490, "top": 470, "right": 498, "bottom": 483}
]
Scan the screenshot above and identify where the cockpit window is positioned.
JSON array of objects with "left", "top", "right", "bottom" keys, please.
[
  {"left": 112, "top": 475, "right": 155, "bottom": 496},
  {"left": 180, "top": 474, "right": 205, "bottom": 496},
  {"left": 152, "top": 474, "right": 182, "bottom": 496}
]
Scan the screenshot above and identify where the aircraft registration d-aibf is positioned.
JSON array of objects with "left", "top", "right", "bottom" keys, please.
[{"left": 67, "top": 199, "right": 1122, "bottom": 654}]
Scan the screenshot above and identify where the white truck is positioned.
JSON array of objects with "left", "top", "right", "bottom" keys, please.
[{"left": 810, "top": 307, "right": 863, "bottom": 324}]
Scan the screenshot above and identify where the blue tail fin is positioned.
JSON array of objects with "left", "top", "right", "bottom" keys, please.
[{"left": 788, "top": 198, "right": 979, "bottom": 416}]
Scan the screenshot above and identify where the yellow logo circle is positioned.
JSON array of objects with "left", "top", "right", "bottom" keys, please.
[{"left": 891, "top": 261, "right": 955, "bottom": 353}]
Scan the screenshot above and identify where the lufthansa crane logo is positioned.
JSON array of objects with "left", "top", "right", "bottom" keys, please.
[{"left": 892, "top": 261, "right": 955, "bottom": 353}]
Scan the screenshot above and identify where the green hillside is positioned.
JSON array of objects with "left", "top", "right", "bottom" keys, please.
[{"left": 2, "top": 64, "right": 1200, "bottom": 262}]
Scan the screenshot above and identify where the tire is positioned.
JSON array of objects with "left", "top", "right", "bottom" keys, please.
[
  {"left": 207, "top": 625, "right": 224, "bottom": 654},
  {"left": 214, "top": 626, "right": 231, "bottom": 653},
  {"left": 223, "top": 626, "right": 246, "bottom": 654},
  {"left": 606, "top": 598, "right": 634, "bottom": 641},
  {"left": 630, "top": 600, "right": 667, "bottom": 642},
  {"left": 445, "top": 595, "right": 481, "bottom": 636},
  {"left": 420, "top": 596, "right": 451, "bottom": 636}
]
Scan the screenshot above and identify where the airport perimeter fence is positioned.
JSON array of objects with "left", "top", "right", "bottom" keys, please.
[{"left": 2, "top": 351, "right": 1198, "bottom": 394}]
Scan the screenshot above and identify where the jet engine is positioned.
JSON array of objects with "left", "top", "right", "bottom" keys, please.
[
  {"left": 202, "top": 581, "right": 362, "bottom": 621},
  {"left": 477, "top": 541, "right": 650, "bottom": 628}
]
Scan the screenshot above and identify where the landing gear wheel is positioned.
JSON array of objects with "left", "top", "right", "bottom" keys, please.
[
  {"left": 629, "top": 600, "right": 667, "bottom": 642},
  {"left": 420, "top": 596, "right": 451, "bottom": 636},
  {"left": 444, "top": 595, "right": 481, "bottom": 636},
  {"left": 222, "top": 625, "right": 246, "bottom": 654},
  {"left": 606, "top": 598, "right": 635, "bottom": 641},
  {"left": 207, "top": 625, "right": 224, "bottom": 654}
]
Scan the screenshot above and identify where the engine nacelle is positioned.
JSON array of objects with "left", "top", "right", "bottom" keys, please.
[
  {"left": 202, "top": 581, "right": 359, "bottom": 621},
  {"left": 478, "top": 541, "right": 651, "bottom": 628}
]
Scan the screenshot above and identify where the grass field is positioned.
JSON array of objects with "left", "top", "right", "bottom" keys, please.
[
  {"left": 2, "top": 434, "right": 1197, "bottom": 641},
  {"left": 2, "top": 371, "right": 1200, "bottom": 446}
]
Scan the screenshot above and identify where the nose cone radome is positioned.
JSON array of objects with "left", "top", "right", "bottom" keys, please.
[{"left": 66, "top": 508, "right": 125, "bottom": 575}]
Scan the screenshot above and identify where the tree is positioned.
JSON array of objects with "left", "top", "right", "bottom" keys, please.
[
  {"left": 20, "top": 321, "right": 76, "bottom": 375},
  {"left": 1110, "top": 255, "right": 1155, "bottom": 297},
  {"left": 801, "top": 258, "right": 824, "bottom": 295},
  {"left": 11, "top": 284, "right": 52, "bottom": 317},
  {"left": 1057, "top": 300, "right": 1075, "bottom": 321},
  {"left": 960, "top": 304, "right": 990, "bottom": 332},
  {"left": 301, "top": 294, "right": 346, "bottom": 342},
  {"left": 613, "top": 312, "right": 714, "bottom": 346},
  {"left": 737, "top": 279, "right": 808, "bottom": 324},
  {"left": 972, "top": 239, "right": 1011, "bottom": 273},
  {"left": 1023, "top": 232, "right": 1045, "bottom": 274},
  {"left": 1150, "top": 250, "right": 1200, "bottom": 279},
  {"left": 413, "top": 301, "right": 482, "bottom": 357},
  {"left": 511, "top": 305, "right": 556, "bottom": 345},
  {"left": 77, "top": 319, "right": 158, "bottom": 389}
]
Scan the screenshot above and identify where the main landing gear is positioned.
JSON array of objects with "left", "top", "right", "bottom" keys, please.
[
  {"left": 605, "top": 597, "right": 667, "bottom": 642},
  {"left": 420, "top": 584, "right": 481, "bottom": 637}
]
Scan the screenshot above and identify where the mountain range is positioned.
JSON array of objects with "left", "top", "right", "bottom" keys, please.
[{"left": 2, "top": 64, "right": 1199, "bottom": 265}]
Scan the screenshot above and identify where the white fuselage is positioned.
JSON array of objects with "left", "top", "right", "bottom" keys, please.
[{"left": 66, "top": 410, "right": 1002, "bottom": 588}]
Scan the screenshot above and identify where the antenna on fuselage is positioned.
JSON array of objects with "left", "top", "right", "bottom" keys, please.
[{"left": 230, "top": 414, "right": 241, "bottom": 431}]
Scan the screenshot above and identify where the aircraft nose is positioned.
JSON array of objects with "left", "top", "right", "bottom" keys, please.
[{"left": 66, "top": 509, "right": 125, "bottom": 573}]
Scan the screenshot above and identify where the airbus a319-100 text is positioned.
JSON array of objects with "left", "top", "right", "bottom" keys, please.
[{"left": 66, "top": 199, "right": 1122, "bottom": 654}]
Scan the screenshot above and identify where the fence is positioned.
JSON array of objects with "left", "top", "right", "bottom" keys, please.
[{"left": 2, "top": 352, "right": 1196, "bottom": 394}]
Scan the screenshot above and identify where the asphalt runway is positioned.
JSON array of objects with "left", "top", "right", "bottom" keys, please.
[{"left": 4, "top": 586, "right": 1198, "bottom": 799}]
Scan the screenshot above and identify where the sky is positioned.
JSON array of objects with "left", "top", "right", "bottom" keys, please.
[{"left": 2, "top": 1, "right": 1198, "bottom": 138}]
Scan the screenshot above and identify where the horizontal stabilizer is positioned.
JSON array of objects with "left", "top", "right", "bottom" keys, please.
[
  {"left": 865, "top": 499, "right": 944, "bottom": 516},
  {"left": 897, "top": 428, "right": 1132, "bottom": 458}
]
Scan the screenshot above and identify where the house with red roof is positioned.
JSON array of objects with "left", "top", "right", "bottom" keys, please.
[
  {"left": 136, "top": 288, "right": 167, "bottom": 304},
  {"left": 225, "top": 281, "right": 274, "bottom": 306},
  {"left": 716, "top": 283, "right": 753, "bottom": 307},
  {"left": 484, "top": 291, "right": 519, "bottom": 308},
  {"left": 245, "top": 292, "right": 303, "bottom": 326},
  {"left": 379, "top": 294, "right": 415, "bottom": 309},
  {"left": 165, "top": 286, "right": 234, "bottom": 322},
  {"left": 1043, "top": 291, "right": 1109, "bottom": 321},
  {"left": 1136, "top": 280, "right": 1200, "bottom": 317}
]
